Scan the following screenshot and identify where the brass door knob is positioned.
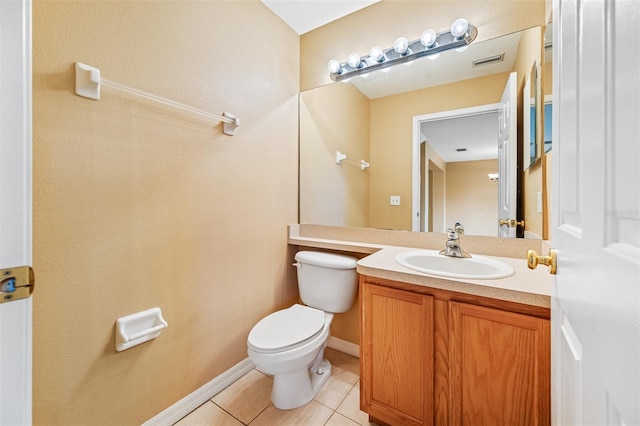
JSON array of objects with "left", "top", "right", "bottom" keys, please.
[
  {"left": 527, "top": 249, "right": 557, "bottom": 274},
  {"left": 499, "top": 218, "right": 525, "bottom": 227}
]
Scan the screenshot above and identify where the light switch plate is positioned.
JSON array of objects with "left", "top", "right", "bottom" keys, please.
[{"left": 390, "top": 195, "right": 401, "bottom": 206}]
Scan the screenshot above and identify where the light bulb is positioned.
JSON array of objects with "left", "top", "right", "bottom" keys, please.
[
  {"left": 394, "top": 37, "right": 409, "bottom": 55},
  {"left": 328, "top": 59, "right": 342, "bottom": 74},
  {"left": 451, "top": 18, "right": 469, "bottom": 39},
  {"left": 370, "top": 46, "right": 385, "bottom": 63},
  {"left": 420, "top": 29, "right": 437, "bottom": 48},
  {"left": 347, "top": 53, "right": 362, "bottom": 68}
]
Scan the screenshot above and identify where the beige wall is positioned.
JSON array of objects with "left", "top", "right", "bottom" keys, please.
[
  {"left": 544, "top": 58, "right": 553, "bottom": 96},
  {"left": 446, "top": 160, "right": 500, "bottom": 236},
  {"left": 524, "top": 163, "right": 545, "bottom": 238},
  {"left": 300, "top": 0, "right": 546, "bottom": 91},
  {"left": 369, "top": 72, "right": 511, "bottom": 230},
  {"left": 300, "top": 83, "right": 370, "bottom": 227},
  {"left": 32, "top": 1, "right": 299, "bottom": 424}
]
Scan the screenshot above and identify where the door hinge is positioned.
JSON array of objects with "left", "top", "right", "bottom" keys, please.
[{"left": 0, "top": 266, "right": 34, "bottom": 303}]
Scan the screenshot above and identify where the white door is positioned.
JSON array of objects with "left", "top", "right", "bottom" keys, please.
[
  {"left": 497, "top": 72, "right": 517, "bottom": 238},
  {"left": 552, "top": 0, "right": 640, "bottom": 424},
  {"left": 0, "top": 0, "right": 33, "bottom": 424}
]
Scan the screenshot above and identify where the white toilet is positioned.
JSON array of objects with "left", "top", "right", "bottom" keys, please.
[{"left": 247, "top": 251, "right": 358, "bottom": 410}]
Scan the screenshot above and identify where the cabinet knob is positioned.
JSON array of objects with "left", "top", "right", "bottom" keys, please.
[{"left": 527, "top": 249, "right": 557, "bottom": 275}]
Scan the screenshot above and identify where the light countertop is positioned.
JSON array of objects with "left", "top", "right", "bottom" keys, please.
[
  {"left": 357, "top": 245, "right": 551, "bottom": 308},
  {"left": 289, "top": 224, "right": 552, "bottom": 308}
]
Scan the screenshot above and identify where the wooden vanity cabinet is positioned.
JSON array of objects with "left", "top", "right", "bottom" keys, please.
[
  {"left": 360, "top": 282, "right": 434, "bottom": 425},
  {"left": 360, "top": 276, "right": 550, "bottom": 426}
]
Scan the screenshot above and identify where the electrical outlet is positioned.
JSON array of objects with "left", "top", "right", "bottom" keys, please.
[{"left": 390, "top": 196, "right": 401, "bottom": 206}]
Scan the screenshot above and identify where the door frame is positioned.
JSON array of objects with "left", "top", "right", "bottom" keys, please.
[
  {"left": 412, "top": 103, "right": 502, "bottom": 232},
  {"left": 0, "top": 0, "right": 33, "bottom": 424}
]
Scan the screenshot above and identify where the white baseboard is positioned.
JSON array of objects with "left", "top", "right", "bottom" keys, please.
[
  {"left": 143, "top": 358, "right": 255, "bottom": 426},
  {"left": 143, "top": 339, "right": 358, "bottom": 424},
  {"left": 327, "top": 336, "right": 360, "bottom": 358}
]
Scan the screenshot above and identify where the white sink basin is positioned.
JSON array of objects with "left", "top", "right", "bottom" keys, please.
[{"left": 395, "top": 250, "right": 515, "bottom": 280}]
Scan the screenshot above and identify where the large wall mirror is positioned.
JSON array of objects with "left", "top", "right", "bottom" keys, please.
[{"left": 300, "top": 25, "right": 549, "bottom": 239}]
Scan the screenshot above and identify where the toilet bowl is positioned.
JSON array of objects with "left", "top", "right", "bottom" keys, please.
[
  {"left": 247, "top": 251, "right": 358, "bottom": 410},
  {"left": 248, "top": 304, "right": 333, "bottom": 409}
]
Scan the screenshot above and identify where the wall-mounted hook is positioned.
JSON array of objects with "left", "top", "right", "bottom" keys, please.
[
  {"left": 75, "top": 62, "right": 101, "bottom": 100},
  {"left": 222, "top": 112, "right": 240, "bottom": 136}
]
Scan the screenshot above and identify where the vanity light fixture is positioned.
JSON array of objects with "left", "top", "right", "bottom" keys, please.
[{"left": 328, "top": 18, "right": 477, "bottom": 82}]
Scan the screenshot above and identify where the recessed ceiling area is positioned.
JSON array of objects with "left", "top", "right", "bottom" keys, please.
[
  {"left": 261, "top": 0, "right": 380, "bottom": 35},
  {"left": 421, "top": 112, "right": 499, "bottom": 163}
]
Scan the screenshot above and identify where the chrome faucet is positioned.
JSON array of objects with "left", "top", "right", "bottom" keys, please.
[
  {"left": 454, "top": 222, "right": 464, "bottom": 235},
  {"left": 439, "top": 228, "right": 471, "bottom": 258}
]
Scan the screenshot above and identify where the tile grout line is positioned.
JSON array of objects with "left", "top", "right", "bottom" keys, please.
[
  {"left": 209, "top": 399, "right": 252, "bottom": 426},
  {"left": 244, "top": 402, "right": 272, "bottom": 426},
  {"left": 317, "top": 379, "right": 360, "bottom": 425}
]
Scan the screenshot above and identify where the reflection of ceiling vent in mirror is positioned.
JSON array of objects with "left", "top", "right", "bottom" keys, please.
[{"left": 472, "top": 53, "right": 505, "bottom": 67}]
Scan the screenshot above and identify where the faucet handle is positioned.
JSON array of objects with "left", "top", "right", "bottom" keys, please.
[{"left": 445, "top": 228, "right": 458, "bottom": 239}]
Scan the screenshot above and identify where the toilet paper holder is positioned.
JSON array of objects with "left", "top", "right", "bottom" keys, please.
[{"left": 115, "top": 307, "right": 168, "bottom": 352}]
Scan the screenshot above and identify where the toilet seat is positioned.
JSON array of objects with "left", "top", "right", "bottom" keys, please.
[{"left": 248, "top": 304, "right": 325, "bottom": 354}]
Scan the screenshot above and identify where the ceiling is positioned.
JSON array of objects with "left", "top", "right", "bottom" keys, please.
[
  {"left": 421, "top": 112, "right": 500, "bottom": 163},
  {"left": 261, "top": 0, "right": 380, "bottom": 34}
]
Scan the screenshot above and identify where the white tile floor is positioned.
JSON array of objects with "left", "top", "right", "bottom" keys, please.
[{"left": 174, "top": 348, "right": 374, "bottom": 426}]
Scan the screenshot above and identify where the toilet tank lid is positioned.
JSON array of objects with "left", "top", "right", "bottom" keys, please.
[{"left": 294, "top": 251, "right": 357, "bottom": 269}]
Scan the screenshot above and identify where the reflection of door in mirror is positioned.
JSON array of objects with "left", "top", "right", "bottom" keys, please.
[{"left": 498, "top": 72, "right": 518, "bottom": 238}]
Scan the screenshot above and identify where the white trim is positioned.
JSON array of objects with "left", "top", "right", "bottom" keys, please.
[
  {"left": 412, "top": 103, "right": 503, "bottom": 231},
  {"left": 524, "top": 230, "right": 543, "bottom": 239},
  {"left": 0, "top": 0, "right": 33, "bottom": 424},
  {"left": 328, "top": 336, "right": 360, "bottom": 358},
  {"left": 142, "top": 358, "right": 255, "bottom": 426}
]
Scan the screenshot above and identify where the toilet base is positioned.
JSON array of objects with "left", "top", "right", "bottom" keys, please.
[{"left": 271, "top": 359, "right": 332, "bottom": 410}]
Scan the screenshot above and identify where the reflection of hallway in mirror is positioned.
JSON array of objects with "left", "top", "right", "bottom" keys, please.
[{"left": 418, "top": 108, "right": 501, "bottom": 237}]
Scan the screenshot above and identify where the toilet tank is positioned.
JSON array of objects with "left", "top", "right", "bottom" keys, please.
[{"left": 294, "top": 251, "right": 358, "bottom": 313}]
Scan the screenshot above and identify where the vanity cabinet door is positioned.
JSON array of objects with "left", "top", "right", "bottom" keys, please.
[
  {"left": 360, "top": 283, "right": 434, "bottom": 426},
  {"left": 449, "top": 302, "right": 550, "bottom": 426}
]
